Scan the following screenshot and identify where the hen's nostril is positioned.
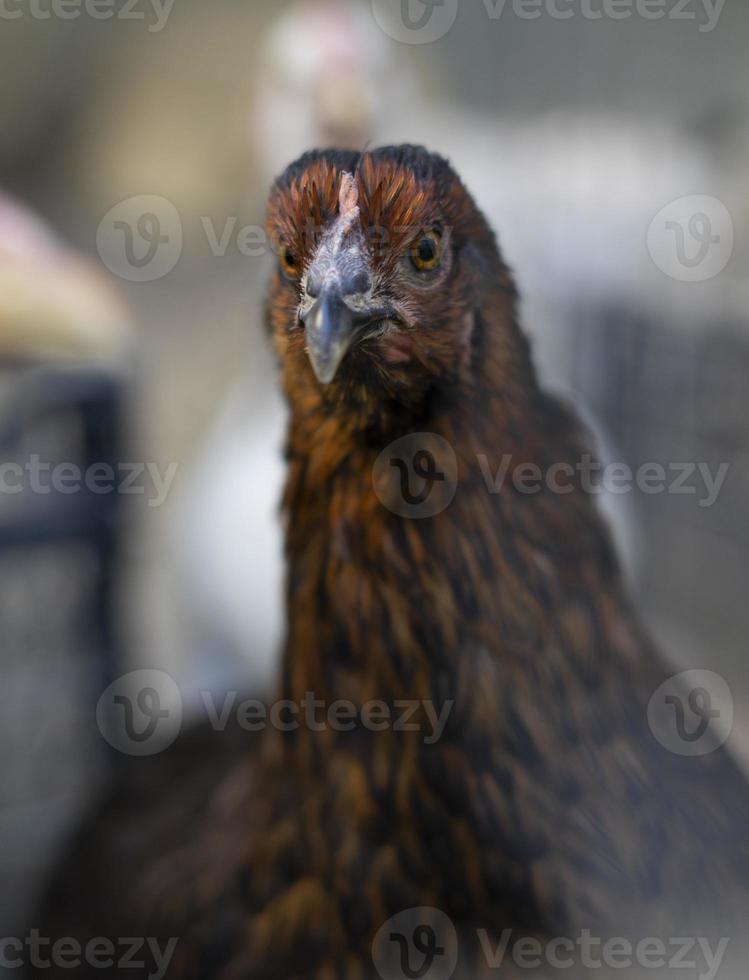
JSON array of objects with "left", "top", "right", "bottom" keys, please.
[
  {"left": 344, "top": 270, "right": 371, "bottom": 297},
  {"left": 306, "top": 270, "right": 323, "bottom": 299}
]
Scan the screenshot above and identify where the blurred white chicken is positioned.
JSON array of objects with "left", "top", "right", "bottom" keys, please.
[{"left": 251, "top": 0, "right": 393, "bottom": 172}]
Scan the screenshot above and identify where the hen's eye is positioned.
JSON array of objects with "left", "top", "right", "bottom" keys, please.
[
  {"left": 411, "top": 230, "right": 442, "bottom": 272},
  {"left": 280, "top": 246, "right": 299, "bottom": 279}
]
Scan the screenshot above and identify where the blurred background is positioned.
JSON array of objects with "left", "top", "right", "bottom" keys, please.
[{"left": 0, "top": 0, "right": 747, "bottom": 943}]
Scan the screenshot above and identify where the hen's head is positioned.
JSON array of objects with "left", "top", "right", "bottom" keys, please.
[{"left": 266, "top": 145, "right": 518, "bottom": 430}]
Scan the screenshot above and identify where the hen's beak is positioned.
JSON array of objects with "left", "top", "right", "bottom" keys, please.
[
  {"left": 299, "top": 171, "right": 387, "bottom": 385},
  {"left": 300, "top": 286, "right": 375, "bottom": 385}
]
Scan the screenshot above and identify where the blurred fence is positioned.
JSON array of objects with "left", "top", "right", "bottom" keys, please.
[{"left": 0, "top": 362, "right": 125, "bottom": 934}]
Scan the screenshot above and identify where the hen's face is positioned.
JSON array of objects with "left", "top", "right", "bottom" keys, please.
[{"left": 266, "top": 146, "right": 497, "bottom": 420}]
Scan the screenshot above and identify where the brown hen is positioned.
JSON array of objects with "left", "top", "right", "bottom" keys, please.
[{"left": 35, "top": 146, "right": 749, "bottom": 980}]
